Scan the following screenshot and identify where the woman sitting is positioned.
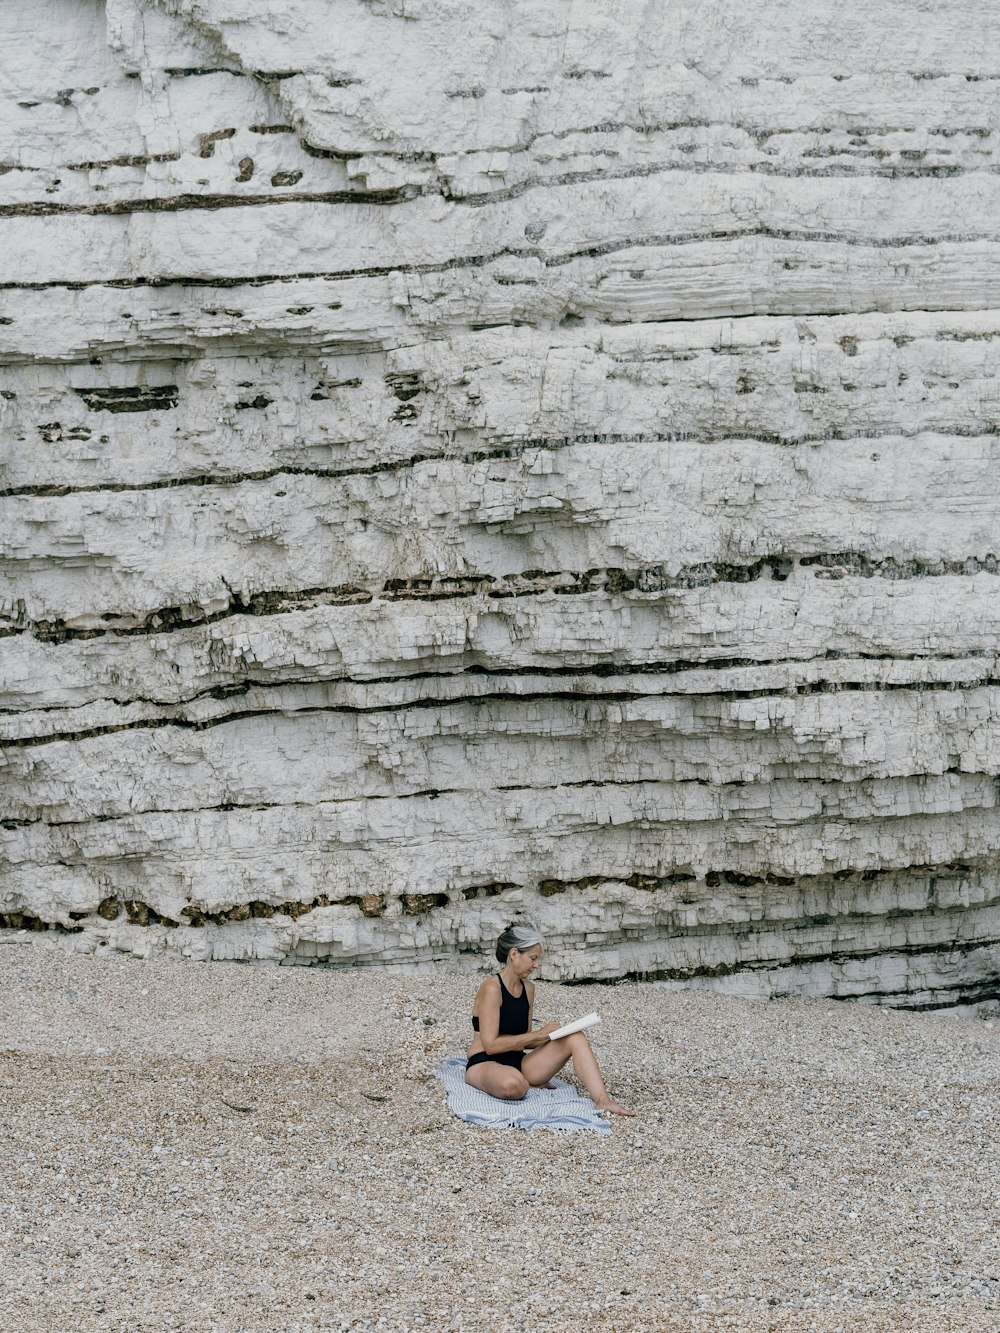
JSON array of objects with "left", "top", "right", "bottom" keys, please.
[{"left": 465, "top": 921, "right": 634, "bottom": 1116}]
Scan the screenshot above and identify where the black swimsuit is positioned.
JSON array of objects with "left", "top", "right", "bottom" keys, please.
[{"left": 467, "top": 974, "right": 529, "bottom": 1071}]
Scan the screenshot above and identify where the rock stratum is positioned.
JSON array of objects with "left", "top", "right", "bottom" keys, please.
[{"left": 3, "top": 0, "right": 1000, "bottom": 1007}]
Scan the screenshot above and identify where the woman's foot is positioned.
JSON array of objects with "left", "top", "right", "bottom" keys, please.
[{"left": 595, "top": 1098, "right": 636, "bottom": 1117}]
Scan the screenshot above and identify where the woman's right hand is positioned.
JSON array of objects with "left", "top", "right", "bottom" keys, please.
[{"left": 526, "top": 1021, "right": 561, "bottom": 1048}]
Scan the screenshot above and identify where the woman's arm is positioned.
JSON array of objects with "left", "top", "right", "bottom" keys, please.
[{"left": 524, "top": 979, "right": 560, "bottom": 1049}]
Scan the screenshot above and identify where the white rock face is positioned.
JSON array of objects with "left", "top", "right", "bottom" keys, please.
[{"left": 2, "top": 0, "right": 1000, "bottom": 1006}]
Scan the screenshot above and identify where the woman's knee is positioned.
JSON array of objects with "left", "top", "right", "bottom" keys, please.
[{"left": 496, "top": 1071, "right": 528, "bottom": 1099}]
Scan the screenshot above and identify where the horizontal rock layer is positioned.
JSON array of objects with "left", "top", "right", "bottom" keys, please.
[{"left": 2, "top": 0, "right": 1000, "bottom": 1006}]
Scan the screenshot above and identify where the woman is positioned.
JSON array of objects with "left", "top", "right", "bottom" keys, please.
[{"left": 465, "top": 921, "right": 634, "bottom": 1116}]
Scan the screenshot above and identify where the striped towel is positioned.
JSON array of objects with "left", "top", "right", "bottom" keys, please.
[{"left": 437, "top": 1055, "right": 611, "bottom": 1133}]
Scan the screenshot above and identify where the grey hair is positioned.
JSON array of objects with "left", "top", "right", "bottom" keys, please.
[{"left": 495, "top": 921, "right": 544, "bottom": 964}]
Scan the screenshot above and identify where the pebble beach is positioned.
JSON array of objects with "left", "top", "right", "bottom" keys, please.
[{"left": 0, "top": 936, "right": 998, "bottom": 1333}]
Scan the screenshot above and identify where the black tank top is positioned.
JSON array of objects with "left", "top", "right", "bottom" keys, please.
[{"left": 472, "top": 974, "right": 529, "bottom": 1034}]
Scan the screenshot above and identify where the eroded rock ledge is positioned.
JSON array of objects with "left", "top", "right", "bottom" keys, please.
[{"left": 2, "top": 0, "right": 1000, "bottom": 1007}]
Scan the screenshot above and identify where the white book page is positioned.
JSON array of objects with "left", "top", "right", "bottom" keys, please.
[{"left": 547, "top": 1012, "right": 601, "bottom": 1041}]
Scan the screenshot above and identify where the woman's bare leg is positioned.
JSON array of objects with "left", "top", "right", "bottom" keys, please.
[
  {"left": 521, "top": 1033, "right": 635, "bottom": 1115},
  {"left": 465, "top": 1062, "right": 529, "bottom": 1100}
]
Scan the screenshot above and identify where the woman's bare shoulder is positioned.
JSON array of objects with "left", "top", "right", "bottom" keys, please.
[{"left": 473, "top": 975, "right": 501, "bottom": 1004}]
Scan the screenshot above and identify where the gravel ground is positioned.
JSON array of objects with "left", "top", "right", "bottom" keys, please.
[{"left": 0, "top": 935, "right": 998, "bottom": 1333}]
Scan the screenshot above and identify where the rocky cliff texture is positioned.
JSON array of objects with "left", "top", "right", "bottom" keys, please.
[{"left": 3, "top": 0, "right": 1000, "bottom": 1006}]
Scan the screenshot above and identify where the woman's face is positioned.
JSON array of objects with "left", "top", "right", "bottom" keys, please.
[{"left": 510, "top": 945, "right": 542, "bottom": 978}]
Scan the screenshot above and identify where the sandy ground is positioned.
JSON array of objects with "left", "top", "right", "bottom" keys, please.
[{"left": 0, "top": 936, "right": 998, "bottom": 1333}]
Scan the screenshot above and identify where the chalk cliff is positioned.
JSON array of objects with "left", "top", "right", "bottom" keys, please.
[{"left": 3, "top": 0, "right": 1000, "bottom": 1006}]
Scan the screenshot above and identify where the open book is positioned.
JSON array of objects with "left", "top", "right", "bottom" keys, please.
[{"left": 548, "top": 1012, "right": 601, "bottom": 1041}]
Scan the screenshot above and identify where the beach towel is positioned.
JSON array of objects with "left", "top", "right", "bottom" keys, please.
[{"left": 437, "top": 1055, "right": 611, "bottom": 1133}]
